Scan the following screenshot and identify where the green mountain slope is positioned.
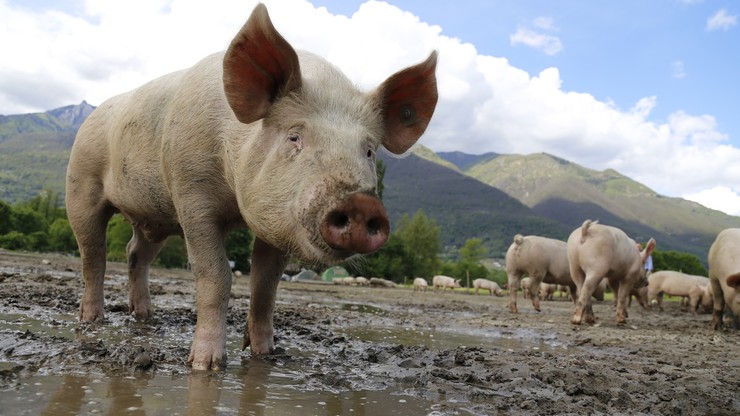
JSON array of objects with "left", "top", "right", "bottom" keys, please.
[
  {"left": 0, "top": 102, "right": 94, "bottom": 203},
  {"left": 449, "top": 152, "right": 740, "bottom": 259},
  {"left": 3, "top": 103, "right": 735, "bottom": 261},
  {"left": 380, "top": 151, "right": 570, "bottom": 255}
]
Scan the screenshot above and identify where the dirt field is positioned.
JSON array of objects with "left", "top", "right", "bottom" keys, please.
[{"left": 1, "top": 250, "right": 738, "bottom": 415}]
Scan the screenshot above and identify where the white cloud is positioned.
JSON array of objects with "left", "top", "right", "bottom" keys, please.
[
  {"left": 509, "top": 25, "right": 563, "bottom": 55},
  {"left": 533, "top": 16, "right": 558, "bottom": 31},
  {"left": 1, "top": 0, "right": 738, "bottom": 216},
  {"left": 684, "top": 186, "right": 740, "bottom": 216},
  {"left": 706, "top": 9, "right": 737, "bottom": 31},
  {"left": 671, "top": 60, "right": 686, "bottom": 79}
]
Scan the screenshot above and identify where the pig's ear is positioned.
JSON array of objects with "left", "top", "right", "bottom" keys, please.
[
  {"left": 728, "top": 273, "right": 740, "bottom": 288},
  {"left": 643, "top": 238, "right": 656, "bottom": 258},
  {"left": 223, "top": 4, "right": 301, "bottom": 124},
  {"left": 377, "top": 51, "right": 439, "bottom": 155}
]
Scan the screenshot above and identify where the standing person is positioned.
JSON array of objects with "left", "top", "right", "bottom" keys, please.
[{"left": 642, "top": 243, "right": 654, "bottom": 278}]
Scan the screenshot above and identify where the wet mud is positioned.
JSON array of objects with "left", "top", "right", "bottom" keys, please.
[{"left": 1, "top": 250, "right": 739, "bottom": 415}]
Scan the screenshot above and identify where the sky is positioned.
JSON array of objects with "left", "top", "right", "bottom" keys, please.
[{"left": 1, "top": 0, "right": 739, "bottom": 216}]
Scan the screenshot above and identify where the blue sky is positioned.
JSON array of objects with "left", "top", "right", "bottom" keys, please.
[
  {"left": 1, "top": 0, "right": 739, "bottom": 215},
  {"left": 312, "top": 0, "right": 740, "bottom": 146}
]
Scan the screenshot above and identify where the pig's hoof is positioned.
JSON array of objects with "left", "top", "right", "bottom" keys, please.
[
  {"left": 189, "top": 352, "right": 226, "bottom": 371},
  {"left": 79, "top": 305, "right": 104, "bottom": 322},
  {"left": 130, "top": 305, "right": 153, "bottom": 321}
]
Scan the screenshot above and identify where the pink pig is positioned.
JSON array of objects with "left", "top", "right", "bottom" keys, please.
[{"left": 65, "top": 4, "right": 438, "bottom": 370}]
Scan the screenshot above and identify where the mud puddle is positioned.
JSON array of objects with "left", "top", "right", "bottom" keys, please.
[
  {"left": 2, "top": 251, "right": 740, "bottom": 415},
  {"left": 0, "top": 360, "right": 437, "bottom": 416}
]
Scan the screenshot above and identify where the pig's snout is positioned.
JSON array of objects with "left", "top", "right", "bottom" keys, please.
[{"left": 320, "top": 193, "right": 390, "bottom": 254}]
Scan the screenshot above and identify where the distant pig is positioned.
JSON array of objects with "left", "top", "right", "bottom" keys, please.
[
  {"left": 708, "top": 228, "right": 740, "bottom": 329},
  {"left": 473, "top": 278, "right": 503, "bottom": 296},
  {"left": 65, "top": 4, "right": 438, "bottom": 370},
  {"left": 567, "top": 220, "right": 655, "bottom": 325},
  {"left": 688, "top": 283, "right": 713, "bottom": 314},
  {"left": 433, "top": 275, "right": 461, "bottom": 291},
  {"left": 505, "top": 234, "right": 576, "bottom": 313},
  {"left": 646, "top": 270, "right": 710, "bottom": 312},
  {"left": 539, "top": 283, "right": 556, "bottom": 301},
  {"left": 413, "top": 277, "right": 429, "bottom": 292}
]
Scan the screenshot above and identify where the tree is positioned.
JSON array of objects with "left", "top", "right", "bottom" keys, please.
[
  {"left": 225, "top": 227, "right": 253, "bottom": 273},
  {"left": 353, "top": 233, "right": 405, "bottom": 280},
  {"left": 0, "top": 231, "right": 29, "bottom": 250},
  {"left": 106, "top": 214, "right": 132, "bottom": 262},
  {"left": 452, "top": 238, "right": 489, "bottom": 287},
  {"left": 0, "top": 200, "right": 12, "bottom": 235},
  {"left": 10, "top": 206, "right": 47, "bottom": 235},
  {"left": 156, "top": 236, "right": 188, "bottom": 269},
  {"left": 48, "top": 218, "right": 78, "bottom": 253},
  {"left": 653, "top": 250, "right": 707, "bottom": 276},
  {"left": 396, "top": 209, "right": 440, "bottom": 280}
]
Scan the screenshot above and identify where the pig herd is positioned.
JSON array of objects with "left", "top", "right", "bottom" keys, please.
[
  {"left": 503, "top": 221, "right": 740, "bottom": 331},
  {"left": 409, "top": 221, "right": 740, "bottom": 332},
  {"left": 64, "top": 3, "right": 740, "bottom": 371}
]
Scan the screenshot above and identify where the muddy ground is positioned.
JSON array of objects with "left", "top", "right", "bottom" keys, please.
[{"left": 0, "top": 250, "right": 738, "bottom": 415}]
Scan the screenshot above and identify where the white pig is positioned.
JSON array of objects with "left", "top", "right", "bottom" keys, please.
[
  {"left": 473, "top": 278, "right": 503, "bottom": 296},
  {"left": 433, "top": 275, "right": 461, "bottom": 291},
  {"left": 505, "top": 234, "right": 577, "bottom": 313},
  {"left": 413, "top": 277, "right": 429, "bottom": 292},
  {"left": 708, "top": 228, "right": 740, "bottom": 329},
  {"left": 688, "top": 283, "right": 713, "bottom": 314},
  {"left": 539, "top": 283, "right": 556, "bottom": 301},
  {"left": 567, "top": 220, "right": 655, "bottom": 325},
  {"left": 646, "top": 270, "right": 710, "bottom": 312},
  {"left": 65, "top": 4, "right": 438, "bottom": 370}
]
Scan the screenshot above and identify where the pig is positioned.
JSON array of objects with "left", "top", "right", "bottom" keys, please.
[
  {"left": 688, "top": 283, "right": 713, "bottom": 314},
  {"left": 708, "top": 228, "right": 740, "bottom": 329},
  {"left": 413, "top": 277, "right": 429, "bottom": 292},
  {"left": 473, "top": 278, "right": 503, "bottom": 296},
  {"left": 370, "top": 277, "right": 396, "bottom": 288},
  {"left": 505, "top": 234, "right": 577, "bottom": 313},
  {"left": 64, "top": 4, "right": 438, "bottom": 371},
  {"left": 539, "top": 283, "right": 556, "bottom": 301},
  {"left": 520, "top": 277, "right": 532, "bottom": 299},
  {"left": 433, "top": 275, "right": 461, "bottom": 291},
  {"left": 355, "top": 276, "right": 369, "bottom": 286},
  {"left": 567, "top": 220, "right": 655, "bottom": 325},
  {"left": 646, "top": 270, "right": 710, "bottom": 312}
]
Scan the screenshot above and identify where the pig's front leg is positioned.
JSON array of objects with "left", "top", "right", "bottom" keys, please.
[
  {"left": 243, "top": 237, "right": 288, "bottom": 354},
  {"left": 187, "top": 231, "right": 233, "bottom": 371}
]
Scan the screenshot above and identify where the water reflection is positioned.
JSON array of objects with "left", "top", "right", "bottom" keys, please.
[
  {"left": 39, "top": 375, "right": 89, "bottom": 416},
  {"left": 5, "top": 357, "right": 433, "bottom": 415}
]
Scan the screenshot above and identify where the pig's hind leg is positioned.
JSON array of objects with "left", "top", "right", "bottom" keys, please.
[
  {"left": 67, "top": 190, "right": 114, "bottom": 322},
  {"left": 243, "top": 238, "right": 288, "bottom": 355},
  {"left": 125, "top": 226, "right": 164, "bottom": 320},
  {"left": 572, "top": 274, "right": 601, "bottom": 325}
]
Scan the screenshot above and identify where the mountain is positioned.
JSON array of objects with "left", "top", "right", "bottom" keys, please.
[
  {"left": 440, "top": 151, "right": 740, "bottom": 260},
  {"left": 380, "top": 150, "right": 570, "bottom": 255},
  {"left": 2, "top": 103, "right": 736, "bottom": 262},
  {"left": 0, "top": 102, "right": 95, "bottom": 203},
  {"left": 437, "top": 151, "right": 498, "bottom": 171}
]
